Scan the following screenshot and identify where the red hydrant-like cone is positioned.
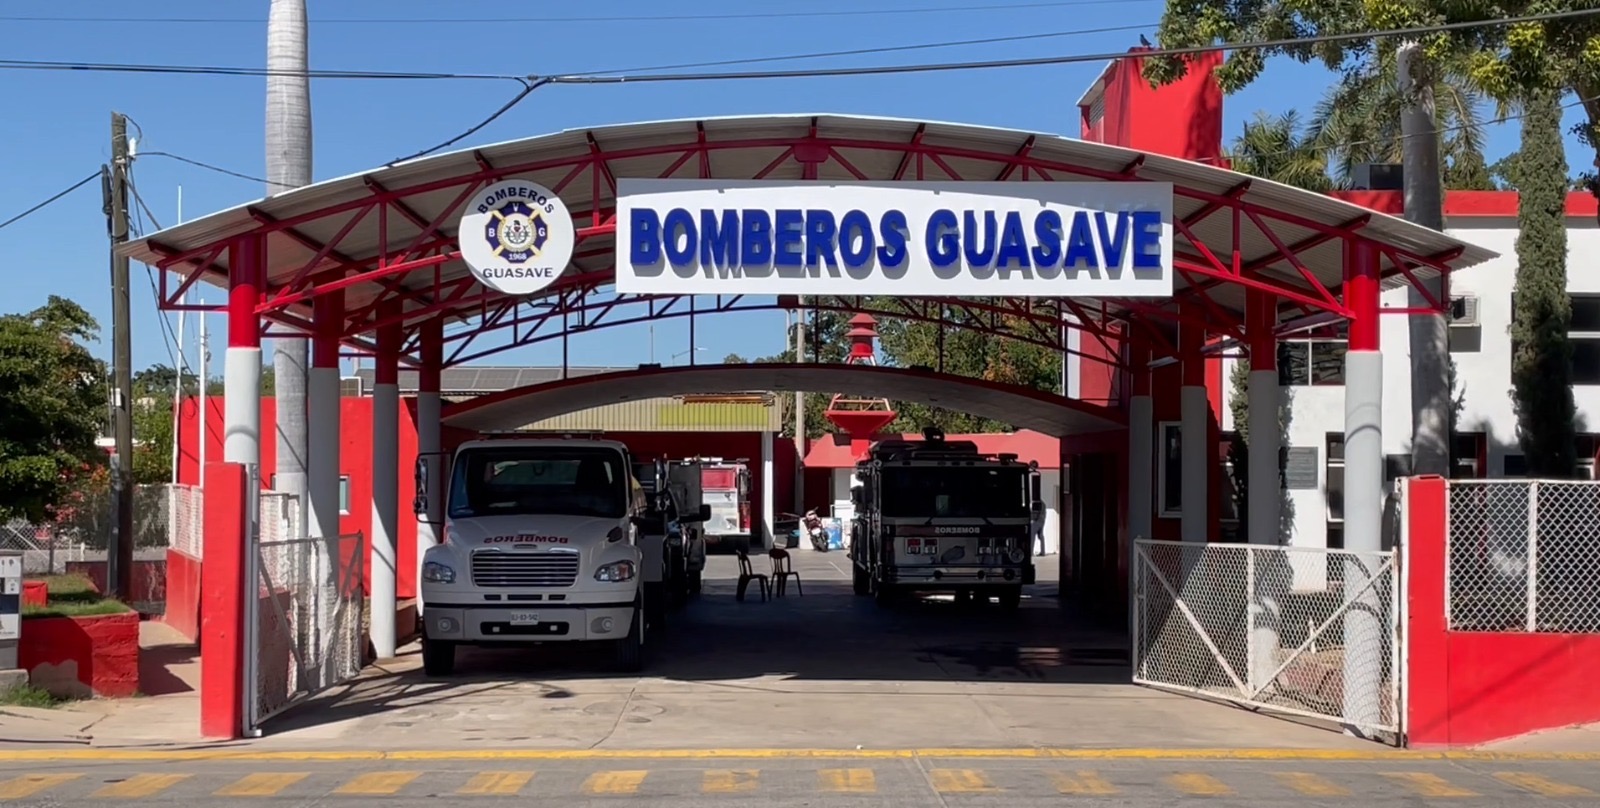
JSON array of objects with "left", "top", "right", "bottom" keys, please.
[{"left": 825, "top": 314, "right": 897, "bottom": 459}]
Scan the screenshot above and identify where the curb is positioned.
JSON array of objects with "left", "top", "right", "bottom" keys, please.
[{"left": 0, "top": 747, "right": 1596, "bottom": 763}]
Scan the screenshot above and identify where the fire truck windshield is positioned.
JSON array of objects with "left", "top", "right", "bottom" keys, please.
[
  {"left": 448, "top": 447, "right": 628, "bottom": 519},
  {"left": 879, "top": 466, "right": 1029, "bottom": 519}
]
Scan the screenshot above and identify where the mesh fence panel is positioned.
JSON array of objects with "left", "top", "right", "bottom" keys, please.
[
  {"left": 165, "top": 484, "right": 204, "bottom": 559},
  {"left": 251, "top": 531, "right": 365, "bottom": 729},
  {"left": 1447, "top": 480, "right": 1600, "bottom": 633},
  {"left": 1133, "top": 539, "right": 1397, "bottom": 735}
]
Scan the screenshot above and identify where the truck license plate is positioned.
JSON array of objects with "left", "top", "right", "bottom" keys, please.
[{"left": 509, "top": 612, "right": 539, "bottom": 625}]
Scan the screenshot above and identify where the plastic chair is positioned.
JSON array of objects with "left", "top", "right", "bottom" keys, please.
[
  {"left": 735, "top": 549, "right": 769, "bottom": 602},
  {"left": 769, "top": 547, "right": 802, "bottom": 596}
]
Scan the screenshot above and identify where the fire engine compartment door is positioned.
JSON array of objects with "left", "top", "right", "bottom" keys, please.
[{"left": 701, "top": 466, "right": 744, "bottom": 536}]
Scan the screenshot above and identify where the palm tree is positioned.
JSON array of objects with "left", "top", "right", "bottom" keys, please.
[
  {"left": 1309, "top": 51, "right": 1496, "bottom": 191},
  {"left": 1227, "top": 110, "right": 1335, "bottom": 193}
]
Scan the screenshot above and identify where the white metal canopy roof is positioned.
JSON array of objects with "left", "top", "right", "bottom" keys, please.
[{"left": 120, "top": 113, "right": 1497, "bottom": 331}]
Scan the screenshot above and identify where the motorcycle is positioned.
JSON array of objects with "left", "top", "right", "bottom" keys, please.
[{"left": 803, "top": 509, "right": 830, "bottom": 552}]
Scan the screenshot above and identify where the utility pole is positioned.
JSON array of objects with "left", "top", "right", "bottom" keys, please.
[
  {"left": 106, "top": 111, "right": 134, "bottom": 600},
  {"left": 1398, "top": 40, "right": 1451, "bottom": 479},
  {"left": 792, "top": 299, "right": 807, "bottom": 513}
]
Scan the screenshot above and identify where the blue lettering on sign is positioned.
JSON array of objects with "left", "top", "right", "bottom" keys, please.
[{"left": 623, "top": 206, "right": 1165, "bottom": 281}]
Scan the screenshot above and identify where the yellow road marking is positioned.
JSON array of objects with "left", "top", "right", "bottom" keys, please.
[
  {"left": 1166, "top": 772, "right": 1234, "bottom": 796},
  {"left": 1278, "top": 772, "right": 1351, "bottom": 797},
  {"left": 5, "top": 747, "right": 1600, "bottom": 762},
  {"left": 0, "top": 773, "right": 81, "bottom": 799},
  {"left": 929, "top": 768, "right": 998, "bottom": 793},
  {"left": 819, "top": 768, "right": 877, "bottom": 793},
  {"left": 1494, "top": 771, "right": 1596, "bottom": 797},
  {"left": 90, "top": 773, "right": 191, "bottom": 798},
  {"left": 583, "top": 770, "right": 649, "bottom": 795},
  {"left": 213, "top": 772, "right": 309, "bottom": 797},
  {"left": 702, "top": 769, "right": 758, "bottom": 793},
  {"left": 333, "top": 770, "right": 421, "bottom": 795},
  {"left": 1385, "top": 772, "right": 1479, "bottom": 797},
  {"left": 1049, "top": 770, "right": 1118, "bottom": 795},
  {"left": 458, "top": 771, "right": 534, "bottom": 795}
]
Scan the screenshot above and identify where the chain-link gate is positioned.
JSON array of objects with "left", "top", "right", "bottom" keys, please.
[
  {"left": 243, "top": 466, "right": 367, "bottom": 735},
  {"left": 1132, "top": 538, "right": 1401, "bottom": 740},
  {"left": 1446, "top": 480, "right": 1600, "bottom": 634}
]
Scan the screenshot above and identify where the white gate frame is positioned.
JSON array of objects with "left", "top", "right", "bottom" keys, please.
[
  {"left": 1130, "top": 538, "right": 1404, "bottom": 740},
  {"left": 242, "top": 464, "right": 367, "bottom": 736}
]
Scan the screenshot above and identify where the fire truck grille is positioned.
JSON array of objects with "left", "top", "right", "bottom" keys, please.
[{"left": 470, "top": 551, "right": 580, "bottom": 588}]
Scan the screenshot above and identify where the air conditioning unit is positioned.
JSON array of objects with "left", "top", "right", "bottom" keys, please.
[
  {"left": 339, "top": 375, "right": 365, "bottom": 397},
  {"left": 1350, "top": 163, "right": 1404, "bottom": 191},
  {"left": 1448, "top": 295, "right": 1480, "bottom": 327}
]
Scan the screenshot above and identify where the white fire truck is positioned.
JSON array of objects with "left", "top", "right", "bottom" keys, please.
[
  {"left": 412, "top": 435, "right": 704, "bottom": 675},
  {"left": 848, "top": 427, "right": 1041, "bottom": 609}
]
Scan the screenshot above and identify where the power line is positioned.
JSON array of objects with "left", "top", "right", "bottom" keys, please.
[
  {"left": 389, "top": 79, "right": 549, "bottom": 166},
  {"left": 0, "top": 171, "right": 101, "bottom": 232},
  {"left": 547, "top": 8, "right": 1600, "bottom": 86},
  {"left": 0, "top": 58, "right": 523, "bottom": 81},
  {"left": 0, "top": 2, "right": 1158, "bottom": 25},
  {"left": 140, "top": 151, "right": 270, "bottom": 185}
]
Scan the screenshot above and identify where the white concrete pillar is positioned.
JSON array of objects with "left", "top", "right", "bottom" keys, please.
[
  {"left": 761, "top": 430, "right": 775, "bottom": 548},
  {"left": 1342, "top": 240, "right": 1385, "bottom": 735},
  {"left": 1245, "top": 291, "right": 1285, "bottom": 692},
  {"left": 414, "top": 320, "right": 443, "bottom": 615},
  {"left": 369, "top": 317, "right": 401, "bottom": 660}
]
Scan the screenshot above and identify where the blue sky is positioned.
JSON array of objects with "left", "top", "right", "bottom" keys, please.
[{"left": 0, "top": 0, "right": 1581, "bottom": 378}]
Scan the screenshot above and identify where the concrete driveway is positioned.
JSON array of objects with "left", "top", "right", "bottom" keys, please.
[{"left": 228, "top": 550, "right": 1370, "bottom": 752}]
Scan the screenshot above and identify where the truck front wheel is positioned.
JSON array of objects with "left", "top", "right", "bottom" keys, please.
[
  {"left": 613, "top": 597, "right": 646, "bottom": 673},
  {"left": 687, "top": 570, "right": 702, "bottom": 595},
  {"left": 421, "top": 636, "right": 456, "bottom": 677},
  {"left": 852, "top": 561, "right": 871, "bottom": 596},
  {"left": 998, "top": 586, "right": 1023, "bottom": 612}
]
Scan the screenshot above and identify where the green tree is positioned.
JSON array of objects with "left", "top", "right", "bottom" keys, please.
[
  {"left": 1229, "top": 110, "right": 1334, "bottom": 192},
  {"left": 1225, "top": 357, "right": 1296, "bottom": 542},
  {"left": 1307, "top": 50, "right": 1496, "bottom": 190},
  {"left": 0, "top": 297, "right": 109, "bottom": 522},
  {"left": 744, "top": 309, "right": 851, "bottom": 439},
  {"left": 130, "top": 366, "right": 183, "bottom": 485},
  {"left": 1509, "top": 88, "right": 1580, "bottom": 477}
]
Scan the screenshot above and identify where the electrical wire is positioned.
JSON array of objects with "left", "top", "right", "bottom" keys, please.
[
  {"left": 546, "top": 8, "right": 1600, "bottom": 86},
  {"left": 139, "top": 151, "right": 269, "bottom": 185},
  {"left": 0, "top": 171, "right": 101, "bottom": 232},
  {"left": 0, "top": 58, "right": 524, "bottom": 81},
  {"left": 126, "top": 167, "right": 182, "bottom": 370},
  {"left": 0, "top": 2, "right": 1158, "bottom": 25},
  {"left": 388, "top": 78, "right": 549, "bottom": 166}
]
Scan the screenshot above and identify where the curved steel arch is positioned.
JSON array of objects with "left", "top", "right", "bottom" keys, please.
[
  {"left": 125, "top": 114, "right": 1493, "bottom": 367},
  {"left": 441, "top": 362, "right": 1124, "bottom": 437},
  {"left": 434, "top": 286, "right": 1128, "bottom": 371}
]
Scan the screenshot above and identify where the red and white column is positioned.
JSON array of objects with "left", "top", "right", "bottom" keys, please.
[
  {"left": 414, "top": 318, "right": 443, "bottom": 615},
  {"left": 1179, "top": 324, "right": 1209, "bottom": 543},
  {"left": 1342, "top": 239, "right": 1385, "bottom": 734},
  {"left": 223, "top": 236, "right": 263, "bottom": 466},
  {"left": 1125, "top": 338, "right": 1153, "bottom": 543},
  {"left": 370, "top": 306, "right": 401, "bottom": 659},
  {"left": 309, "top": 291, "right": 343, "bottom": 543}
]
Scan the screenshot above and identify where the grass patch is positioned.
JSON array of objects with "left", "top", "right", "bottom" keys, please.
[
  {"left": 21, "top": 573, "right": 131, "bottom": 619},
  {"left": 0, "top": 684, "right": 70, "bottom": 708}
]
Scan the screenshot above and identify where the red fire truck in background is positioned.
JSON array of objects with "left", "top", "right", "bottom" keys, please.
[{"left": 691, "top": 457, "right": 755, "bottom": 551}]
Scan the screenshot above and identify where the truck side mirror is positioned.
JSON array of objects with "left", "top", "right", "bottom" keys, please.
[{"left": 412, "top": 457, "right": 429, "bottom": 516}]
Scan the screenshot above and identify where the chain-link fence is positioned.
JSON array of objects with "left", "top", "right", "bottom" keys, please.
[
  {"left": 2, "top": 482, "right": 186, "bottom": 574},
  {"left": 166, "top": 484, "right": 204, "bottom": 559},
  {"left": 247, "top": 530, "right": 366, "bottom": 733},
  {"left": 1132, "top": 539, "right": 1399, "bottom": 738},
  {"left": 1447, "top": 480, "right": 1600, "bottom": 634}
]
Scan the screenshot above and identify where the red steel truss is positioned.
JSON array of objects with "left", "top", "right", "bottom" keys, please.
[{"left": 147, "top": 125, "right": 1463, "bottom": 369}]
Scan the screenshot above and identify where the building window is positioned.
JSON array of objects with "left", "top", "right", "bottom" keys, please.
[
  {"left": 1503, "top": 454, "right": 1528, "bottom": 477},
  {"left": 1450, "top": 433, "right": 1484, "bottom": 479},
  {"left": 339, "top": 475, "right": 352, "bottom": 514},
  {"left": 1502, "top": 437, "right": 1598, "bottom": 478},
  {"left": 1513, "top": 293, "right": 1600, "bottom": 384},
  {"left": 1277, "top": 340, "right": 1348, "bottom": 386},
  {"left": 1157, "top": 422, "right": 1183, "bottom": 518},
  {"left": 1325, "top": 433, "right": 1344, "bottom": 523}
]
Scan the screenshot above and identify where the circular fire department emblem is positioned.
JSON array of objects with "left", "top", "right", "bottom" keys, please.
[{"left": 459, "top": 179, "right": 575, "bottom": 296}]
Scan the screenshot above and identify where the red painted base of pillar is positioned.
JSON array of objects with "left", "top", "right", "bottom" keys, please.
[{"left": 200, "top": 462, "right": 246, "bottom": 740}]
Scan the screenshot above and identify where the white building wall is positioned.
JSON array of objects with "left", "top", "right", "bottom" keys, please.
[{"left": 1221, "top": 219, "right": 1600, "bottom": 550}]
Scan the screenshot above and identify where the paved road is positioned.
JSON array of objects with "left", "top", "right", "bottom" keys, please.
[{"left": 4, "top": 755, "right": 1600, "bottom": 806}]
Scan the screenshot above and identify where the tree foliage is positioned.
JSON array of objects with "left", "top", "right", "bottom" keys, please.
[
  {"left": 0, "top": 297, "right": 108, "bottom": 522},
  {"left": 1229, "top": 110, "right": 1335, "bottom": 192},
  {"left": 1509, "top": 87, "right": 1580, "bottom": 477},
  {"left": 1225, "top": 358, "right": 1295, "bottom": 542}
]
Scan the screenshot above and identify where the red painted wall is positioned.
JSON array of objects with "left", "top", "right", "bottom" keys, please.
[
  {"left": 1405, "top": 476, "right": 1600, "bottom": 746},
  {"left": 164, "top": 550, "right": 202, "bottom": 642},
  {"left": 19, "top": 611, "right": 141, "bottom": 698}
]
